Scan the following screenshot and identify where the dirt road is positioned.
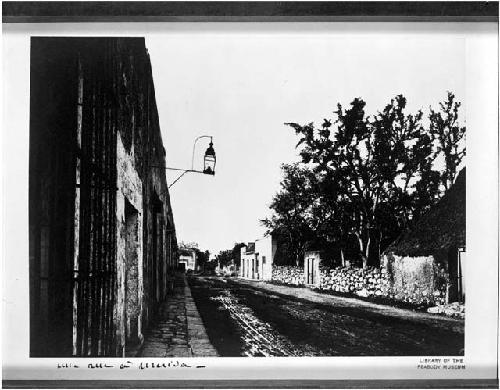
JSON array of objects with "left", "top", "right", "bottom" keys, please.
[{"left": 188, "top": 276, "right": 464, "bottom": 357}]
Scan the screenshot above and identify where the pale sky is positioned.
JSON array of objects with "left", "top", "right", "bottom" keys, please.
[{"left": 146, "top": 24, "right": 465, "bottom": 256}]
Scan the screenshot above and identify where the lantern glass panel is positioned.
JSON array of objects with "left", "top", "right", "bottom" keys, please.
[{"left": 204, "top": 155, "right": 216, "bottom": 175}]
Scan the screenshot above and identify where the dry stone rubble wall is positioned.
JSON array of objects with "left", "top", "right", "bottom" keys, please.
[
  {"left": 271, "top": 264, "right": 448, "bottom": 307},
  {"left": 272, "top": 266, "right": 305, "bottom": 286}
]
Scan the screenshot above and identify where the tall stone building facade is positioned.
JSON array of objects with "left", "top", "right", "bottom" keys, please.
[{"left": 29, "top": 38, "right": 178, "bottom": 357}]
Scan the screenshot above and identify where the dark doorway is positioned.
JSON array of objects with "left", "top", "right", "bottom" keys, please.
[
  {"left": 147, "top": 192, "right": 164, "bottom": 323},
  {"left": 305, "top": 256, "right": 317, "bottom": 285}
]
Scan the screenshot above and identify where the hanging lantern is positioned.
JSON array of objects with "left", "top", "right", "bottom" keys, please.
[{"left": 203, "top": 141, "right": 216, "bottom": 175}]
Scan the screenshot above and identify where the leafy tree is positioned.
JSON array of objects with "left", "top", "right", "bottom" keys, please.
[
  {"left": 203, "top": 259, "right": 217, "bottom": 275},
  {"left": 261, "top": 163, "right": 316, "bottom": 266},
  {"left": 231, "top": 243, "right": 246, "bottom": 267},
  {"left": 196, "top": 249, "right": 210, "bottom": 270},
  {"left": 275, "top": 93, "right": 465, "bottom": 269},
  {"left": 287, "top": 99, "right": 382, "bottom": 268},
  {"left": 215, "top": 249, "right": 233, "bottom": 267},
  {"left": 372, "top": 95, "right": 445, "bottom": 230},
  {"left": 429, "top": 92, "right": 466, "bottom": 191}
]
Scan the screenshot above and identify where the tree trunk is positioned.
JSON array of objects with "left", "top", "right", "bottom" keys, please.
[
  {"left": 340, "top": 248, "right": 346, "bottom": 267},
  {"left": 356, "top": 234, "right": 367, "bottom": 269},
  {"left": 364, "top": 236, "right": 371, "bottom": 269}
]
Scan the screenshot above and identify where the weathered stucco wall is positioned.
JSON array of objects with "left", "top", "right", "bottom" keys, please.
[
  {"left": 30, "top": 38, "right": 178, "bottom": 357},
  {"left": 112, "top": 37, "right": 177, "bottom": 340},
  {"left": 116, "top": 134, "right": 144, "bottom": 355},
  {"left": 255, "top": 236, "right": 274, "bottom": 281},
  {"left": 383, "top": 254, "right": 447, "bottom": 306},
  {"left": 239, "top": 237, "right": 276, "bottom": 281},
  {"left": 240, "top": 252, "right": 256, "bottom": 279}
]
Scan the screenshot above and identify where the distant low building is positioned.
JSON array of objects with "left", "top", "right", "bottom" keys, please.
[
  {"left": 179, "top": 247, "right": 197, "bottom": 272},
  {"left": 240, "top": 235, "right": 277, "bottom": 281},
  {"left": 240, "top": 242, "right": 255, "bottom": 279},
  {"left": 382, "top": 168, "right": 466, "bottom": 305}
]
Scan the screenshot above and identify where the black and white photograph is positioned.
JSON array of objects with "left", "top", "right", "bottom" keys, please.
[
  {"left": 29, "top": 32, "right": 467, "bottom": 358},
  {"left": 2, "top": 1, "right": 499, "bottom": 387}
]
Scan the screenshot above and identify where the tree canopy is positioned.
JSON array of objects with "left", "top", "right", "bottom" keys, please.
[
  {"left": 263, "top": 93, "right": 465, "bottom": 268},
  {"left": 215, "top": 242, "right": 247, "bottom": 267}
]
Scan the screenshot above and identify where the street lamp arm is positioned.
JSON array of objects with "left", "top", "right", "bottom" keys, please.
[
  {"left": 150, "top": 166, "right": 207, "bottom": 188},
  {"left": 150, "top": 166, "right": 204, "bottom": 173},
  {"left": 168, "top": 170, "right": 191, "bottom": 189}
]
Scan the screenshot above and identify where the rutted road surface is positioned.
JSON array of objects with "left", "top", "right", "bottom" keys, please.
[{"left": 188, "top": 276, "right": 464, "bottom": 357}]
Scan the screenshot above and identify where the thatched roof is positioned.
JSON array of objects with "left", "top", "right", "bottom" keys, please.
[{"left": 385, "top": 168, "right": 466, "bottom": 257}]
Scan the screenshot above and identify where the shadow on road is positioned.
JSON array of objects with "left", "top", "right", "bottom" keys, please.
[{"left": 188, "top": 276, "right": 464, "bottom": 357}]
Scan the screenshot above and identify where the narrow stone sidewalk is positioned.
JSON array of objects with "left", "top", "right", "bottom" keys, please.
[{"left": 136, "top": 275, "right": 218, "bottom": 357}]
